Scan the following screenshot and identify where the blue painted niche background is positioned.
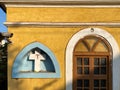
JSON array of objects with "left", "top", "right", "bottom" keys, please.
[
  {"left": 21, "top": 47, "right": 55, "bottom": 72},
  {"left": 12, "top": 42, "right": 60, "bottom": 78}
]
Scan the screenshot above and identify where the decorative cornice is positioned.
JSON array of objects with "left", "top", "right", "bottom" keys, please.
[
  {"left": 4, "top": 22, "right": 120, "bottom": 28},
  {"left": 5, "top": 4, "right": 120, "bottom": 8},
  {"left": 1, "top": 0, "right": 120, "bottom": 5},
  {"left": 1, "top": 0, "right": 120, "bottom": 8}
]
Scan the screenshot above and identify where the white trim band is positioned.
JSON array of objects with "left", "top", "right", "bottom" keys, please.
[
  {"left": 5, "top": 4, "right": 120, "bottom": 8},
  {"left": 4, "top": 22, "right": 120, "bottom": 27},
  {"left": 1, "top": 0, "right": 120, "bottom": 4},
  {"left": 2, "top": 0, "right": 120, "bottom": 8}
]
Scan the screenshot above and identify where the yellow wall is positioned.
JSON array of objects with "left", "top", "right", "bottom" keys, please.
[
  {"left": 7, "top": 8, "right": 120, "bottom": 22},
  {"left": 7, "top": 7, "right": 120, "bottom": 90}
]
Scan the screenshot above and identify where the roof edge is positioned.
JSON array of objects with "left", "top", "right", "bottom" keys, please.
[
  {"left": 1, "top": 0, "right": 120, "bottom": 5},
  {"left": 0, "top": 3, "right": 6, "bottom": 12},
  {"left": 1, "top": 0, "right": 120, "bottom": 12}
]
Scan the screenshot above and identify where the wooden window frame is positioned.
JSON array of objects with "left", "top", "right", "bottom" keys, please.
[{"left": 73, "top": 35, "right": 112, "bottom": 90}]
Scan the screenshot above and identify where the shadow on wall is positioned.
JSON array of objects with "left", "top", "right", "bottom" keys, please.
[
  {"left": 7, "top": 44, "right": 59, "bottom": 90},
  {"left": 112, "top": 54, "right": 120, "bottom": 90},
  {"left": 9, "top": 55, "right": 117, "bottom": 90},
  {"left": 34, "top": 80, "right": 58, "bottom": 90},
  {"left": 33, "top": 62, "right": 95, "bottom": 90},
  {"left": 7, "top": 39, "right": 120, "bottom": 90},
  {"left": 8, "top": 45, "right": 24, "bottom": 90}
]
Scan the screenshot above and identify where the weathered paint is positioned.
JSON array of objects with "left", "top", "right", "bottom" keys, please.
[
  {"left": 7, "top": 8, "right": 120, "bottom": 22},
  {"left": 7, "top": 7, "right": 120, "bottom": 90}
]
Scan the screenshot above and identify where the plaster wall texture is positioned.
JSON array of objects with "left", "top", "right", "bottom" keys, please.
[{"left": 7, "top": 7, "right": 120, "bottom": 90}]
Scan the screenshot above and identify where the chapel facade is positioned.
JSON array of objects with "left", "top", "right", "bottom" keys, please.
[{"left": 0, "top": 0, "right": 120, "bottom": 90}]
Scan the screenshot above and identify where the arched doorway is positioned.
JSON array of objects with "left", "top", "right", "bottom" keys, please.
[
  {"left": 73, "top": 35, "right": 112, "bottom": 90},
  {"left": 66, "top": 28, "right": 120, "bottom": 90}
]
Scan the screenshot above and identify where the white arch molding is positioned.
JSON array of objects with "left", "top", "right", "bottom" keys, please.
[{"left": 66, "top": 28, "right": 120, "bottom": 90}]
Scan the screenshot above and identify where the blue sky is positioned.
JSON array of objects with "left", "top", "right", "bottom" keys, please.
[{"left": 0, "top": 8, "right": 7, "bottom": 32}]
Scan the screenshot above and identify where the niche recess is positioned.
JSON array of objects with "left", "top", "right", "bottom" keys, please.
[{"left": 12, "top": 42, "right": 60, "bottom": 78}]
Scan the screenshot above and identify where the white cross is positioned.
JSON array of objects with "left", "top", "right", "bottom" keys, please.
[{"left": 29, "top": 50, "right": 45, "bottom": 72}]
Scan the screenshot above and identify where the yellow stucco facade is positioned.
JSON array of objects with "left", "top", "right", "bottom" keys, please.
[
  {"left": 6, "top": 6, "right": 120, "bottom": 90},
  {"left": 7, "top": 8, "right": 120, "bottom": 22}
]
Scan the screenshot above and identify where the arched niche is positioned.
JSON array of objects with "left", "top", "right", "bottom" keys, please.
[{"left": 12, "top": 42, "right": 60, "bottom": 78}]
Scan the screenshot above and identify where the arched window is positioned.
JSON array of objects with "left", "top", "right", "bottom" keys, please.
[
  {"left": 12, "top": 42, "right": 60, "bottom": 78},
  {"left": 73, "top": 35, "right": 112, "bottom": 90}
]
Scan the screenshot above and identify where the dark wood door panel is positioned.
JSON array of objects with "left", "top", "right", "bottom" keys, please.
[{"left": 73, "top": 55, "right": 111, "bottom": 90}]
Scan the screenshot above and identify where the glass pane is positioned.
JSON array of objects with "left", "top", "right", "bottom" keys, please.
[
  {"left": 101, "top": 67, "right": 106, "bottom": 74},
  {"left": 74, "top": 41, "right": 88, "bottom": 52},
  {"left": 84, "top": 80, "right": 89, "bottom": 87},
  {"left": 101, "top": 58, "right": 106, "bottom": 65},
  {"left": 101, "top": 80, "right": 106, "bottom": 87},
  {"left": 84, "top": 58, "right": 89, "bottom": 65},
  {"left": 77, "top": 58, "right": 82, "bottom": 65},
  {"left": 77, "top": 67, "right": 82, "bottom": 74},
  {"left": 84, "top": 67, "right": 89, "bottom": 74},
  {"left": 94, "top": 58, "right": 99, "bottom": 65},
  {"left": 94, "top": 67, "right": 99, "bottom": 74},
  {"left": 94, "top": 41, "right": 108, "bottom": 52},
  {"left": 101, "top": 89, "right": 106, "bottom": 90},
  {"left": 77, "top": 89, "right": 82, "bottom": 90},
  {"left": 77, "top": 79, "right": 82, "bottom": 87},
  {"left": 94, "top": 89, "right": 99, "bottom": 90},
  {"left": 94, "top": 80, "right": 99, "bottom": 87},
  {"left": 84, "top": 89, "right": 89, "bottom": 90}
]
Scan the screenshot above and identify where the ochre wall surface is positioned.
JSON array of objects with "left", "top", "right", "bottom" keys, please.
[
  {"left": 7, "top": 7, "right": 120, "bottom": 90},
  {"left": 7, "top": 8, "right": 120, "bottom": 22}
]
